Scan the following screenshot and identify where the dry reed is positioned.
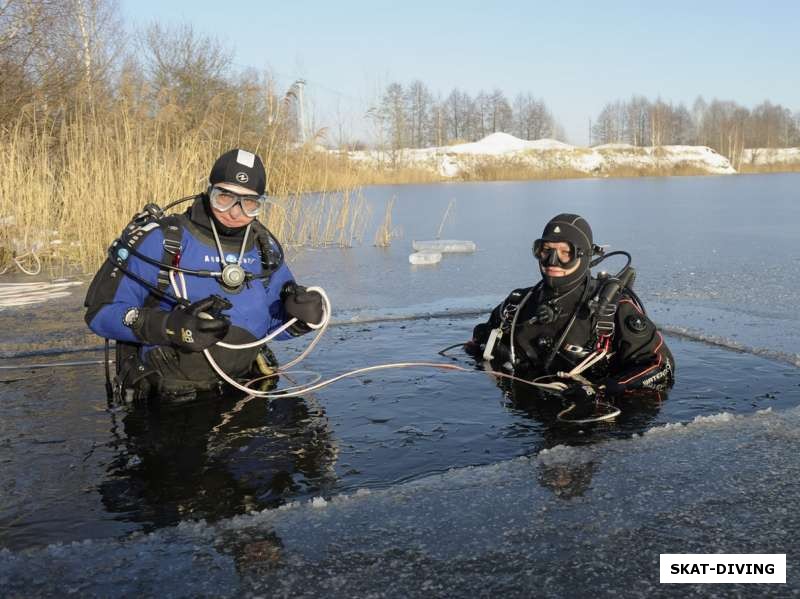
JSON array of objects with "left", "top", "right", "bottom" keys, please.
[
  {"left": 0, "top": 105, "right": 368, "bottom": 273},
  {"left": 738, "top": 163, "right": 800, "bottom": 174},
  {"left": 436, "top": 199, "right": 455, "bottom": 239},
  {"left": 373, "top": 196, "right": 400, "bottom": 247}
]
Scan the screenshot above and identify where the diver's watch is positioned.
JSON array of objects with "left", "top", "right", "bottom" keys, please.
[{"left": 123, "top": 307, "right": 141, "bottom": 328}]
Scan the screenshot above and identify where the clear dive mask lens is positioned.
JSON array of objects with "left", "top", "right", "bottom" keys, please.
[
  {"left": 209, "top": 186, "right": 265, "bottom": 217},
  {"left": 532, "top": 239, "right": 581, "bottom": 269}
]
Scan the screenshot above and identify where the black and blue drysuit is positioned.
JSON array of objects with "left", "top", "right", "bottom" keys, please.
[{"left": 85, "top": 196, "right": 297, "bottom": 399}]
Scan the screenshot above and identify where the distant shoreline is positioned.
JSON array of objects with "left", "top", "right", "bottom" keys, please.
[
  {"left": 348, "top": 165, "right": 800, "bottom": 189},
  {"left": 338, "top": 133, "right": 800, "bottom": 185},
  {"left": 338, "top": 171, "right": 798, "bottom": 194}
]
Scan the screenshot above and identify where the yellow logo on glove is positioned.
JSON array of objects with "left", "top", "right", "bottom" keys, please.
[{"left": 181, "top": 328, "right": 195, "bottom": 344}]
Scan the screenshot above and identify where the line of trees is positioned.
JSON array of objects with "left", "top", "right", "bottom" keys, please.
[
  {"left": 592, "top": 96, "right": 800, "bottom": 161},
  {"left": 0, "top": 0, "right": 304, "bottom": 144},
  {"left": 4, "top": 2, "right": 800, "bottom": 162},
  {"left": 370, "top": 81, "right": 562, "bottom": 150}
]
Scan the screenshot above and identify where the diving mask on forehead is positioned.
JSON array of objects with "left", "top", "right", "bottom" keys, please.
[{"left": 532, "top": 239, "right": 584, "bottom": 270}]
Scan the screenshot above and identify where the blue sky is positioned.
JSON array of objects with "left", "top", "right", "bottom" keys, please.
[{"left": 123, "top": 0, "right": 800, "bottom": 144}]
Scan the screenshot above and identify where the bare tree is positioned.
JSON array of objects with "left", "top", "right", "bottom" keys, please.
[
  {"left": 792, "top": 111, "right": 800, "bottom": 146},
  {"left": 377, "top": 82, "right": 407, "bottom": 159},
  {"left": 0, "top": 0, "right": 67, "bottom": 118},
  {"left": 670, "top": 104, "right": 694, "bottom": 145},
  {"left": 592, "top": 100, "right": 626, "bottom": 144},
  {"left": 748, "top": 101, "right": 797, "bottom": 148},
  {"left": 489, "top": 88, "right": 512, "bottom": 133},
  {"left": 462, "top": 93, "right": 479, "bottom": 141},
  {"left": 406, "top": 79, "right": 432, "bottom": 147},
  {"left": 691, "top": 96, "right": 708, "bottom": 145},
  {"left": 139, "top": 22, "right": 233, "bottom": 128},
  {"left": 626, "top": 96, "right": 650, "bottom": 146},
  {"left": 431, "top": 94, "right": 445, "bottom": 147},
  {"left": 67, "top": 0, "right": 123, "bottom": 98},
  {"left": 649, "top": 98, "right": 669, "bottom": 146},
  {"left": 475, "top": 90, "right": 490, "bottom": 138},
  {"left": 513, "top": 93, "right": 554, "bottom": 140},
  {"left": 0, "top": 0, "right": 121, "bottom": 122},
  {"left": 444, "top": 88, "right": 467, "bottom": 142}
]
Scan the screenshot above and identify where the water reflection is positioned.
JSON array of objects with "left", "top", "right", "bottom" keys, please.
[
  {"left": 538, "top": 459, "right": 599, "bottom": 500},
  {"left": 99, "top": 391, "right": 338, "bottom": 529},
  {"left": 493, "top": 378, "right": 667, "bottom": 498},
  {"left": 462, "top": 371, "right": 664, "bottom": 499},
  {"left": 508, "top": 376, "right": 664, "bottom": 427}
]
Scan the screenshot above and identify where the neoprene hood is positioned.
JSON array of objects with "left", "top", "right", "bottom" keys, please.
[{"left": 538, "top": 213, "right": 593, "bottom": 290}]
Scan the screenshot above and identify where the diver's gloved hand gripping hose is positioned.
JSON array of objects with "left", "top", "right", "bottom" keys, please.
[
  {"left": 281, "top": 283, "right": 326, "bottom": 335},
  {"left": 132, "top": 296, "right": 231, "bottom": 352}
]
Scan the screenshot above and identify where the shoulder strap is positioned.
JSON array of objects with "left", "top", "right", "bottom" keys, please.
[
  {"left": 250, "top": 220, "right": 285, "bottom": 283},
  {"left": 88, "top": 206, "right": 170, "bottom": 317},
  {"left": 146, "top": 213, "right": 185, "bottom": 308},
  {"left": 589, "top": 268, "right": 635, "bottom": 341}
]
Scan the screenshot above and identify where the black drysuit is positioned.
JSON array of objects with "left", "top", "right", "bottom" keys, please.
[{"left": 470, "top": 277, "right": 674, "bottom": 392}]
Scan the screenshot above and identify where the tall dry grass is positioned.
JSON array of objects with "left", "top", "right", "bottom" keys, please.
[
  {"left": 738, "top": 163, "right": 800, "bottom": 174},
  {"left": 0, "top": 105, "right": 367, "bottom": 274},
  {"left": 373, "top": 196, "right": 401, "bottom": 247},
  {"left": 265, "top": 188, "right": 370, "bottom": 249},
  {"left": 458, "top": 161, "right": 589, "bottom": 182},
  {"left": 599, "top": 163, "right": 716, "bottom": 178},
  {"left": 352, "top": 165, "right": 442, "bottom": 186}
]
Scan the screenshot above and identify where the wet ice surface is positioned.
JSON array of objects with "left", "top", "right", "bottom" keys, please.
[
  {"left": 3, "top": 405, "right": 800, "bottom": 598},
  {"left": 2, "top": 175, "right": 800, "bottom": 595}
]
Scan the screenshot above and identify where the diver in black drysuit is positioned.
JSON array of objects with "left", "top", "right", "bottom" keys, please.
[{"left": 466, "top": 214, "right": 674, "bottom": 394}]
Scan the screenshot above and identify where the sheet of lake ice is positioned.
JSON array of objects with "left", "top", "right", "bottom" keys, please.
[
  {"left": 4, "top": 405, "right": 799, "bottom": 597},
  {"left": 408, "top": 250, "right": 442, "bottom": 265},
  {"left": 411, "top": 240, "right": 477, "bottom": 253}
]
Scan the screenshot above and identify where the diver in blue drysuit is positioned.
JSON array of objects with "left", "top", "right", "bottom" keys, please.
[{"left": 84, "top": 149, "right": 324, "bottom": 401}]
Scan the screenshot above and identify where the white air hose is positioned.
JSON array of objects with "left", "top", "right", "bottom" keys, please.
[
  {"left": 170, "top": 272, "right": 604, "bottom": 402},
  {"left": 170, "top": 272, "right": 331, "bottom": 397}
]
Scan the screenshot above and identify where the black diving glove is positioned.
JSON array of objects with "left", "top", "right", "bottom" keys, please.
[
  {"left": 471, "top": 323, "right": 492, "bottom": 345},
  {"left": 132, "top": 296, "right": 231, "bottom": 352},
  {"left": 464, "top": 338, "right": 482, "bottom": 357},
  {"left": 561, "top": 382, "right": 598, "bottom": 402},
  {"left": 465, "top": 323, "right": 492, "bottom": 357},
  {"left": 282, "top": 283, "right": 324, "bottom": 328}
]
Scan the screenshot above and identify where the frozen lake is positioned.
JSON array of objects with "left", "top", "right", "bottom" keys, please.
[
  {"left": 2, "top": 173, "right": 799, "bottom": 596},
  {"left": 290, "top": 173, "right": 800, "bottom": 365}
]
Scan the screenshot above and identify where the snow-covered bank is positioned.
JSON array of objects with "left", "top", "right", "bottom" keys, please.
[
  {"left": 344, "top": 132, "right": 738, "bottom": 178},
  {"left": 594, "top": 143, "right": 735, "bottom": 175},
  {"left": 741, "top": 147, "right": 800, "bottom": 170}
]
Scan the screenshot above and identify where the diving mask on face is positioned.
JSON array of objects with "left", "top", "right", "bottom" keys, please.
[
  {"left": 208, "top": 185, "right": 266, "bottom": 217},
  {"left": 532, "top": 239, "right": 583, "bottom": 270}
]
